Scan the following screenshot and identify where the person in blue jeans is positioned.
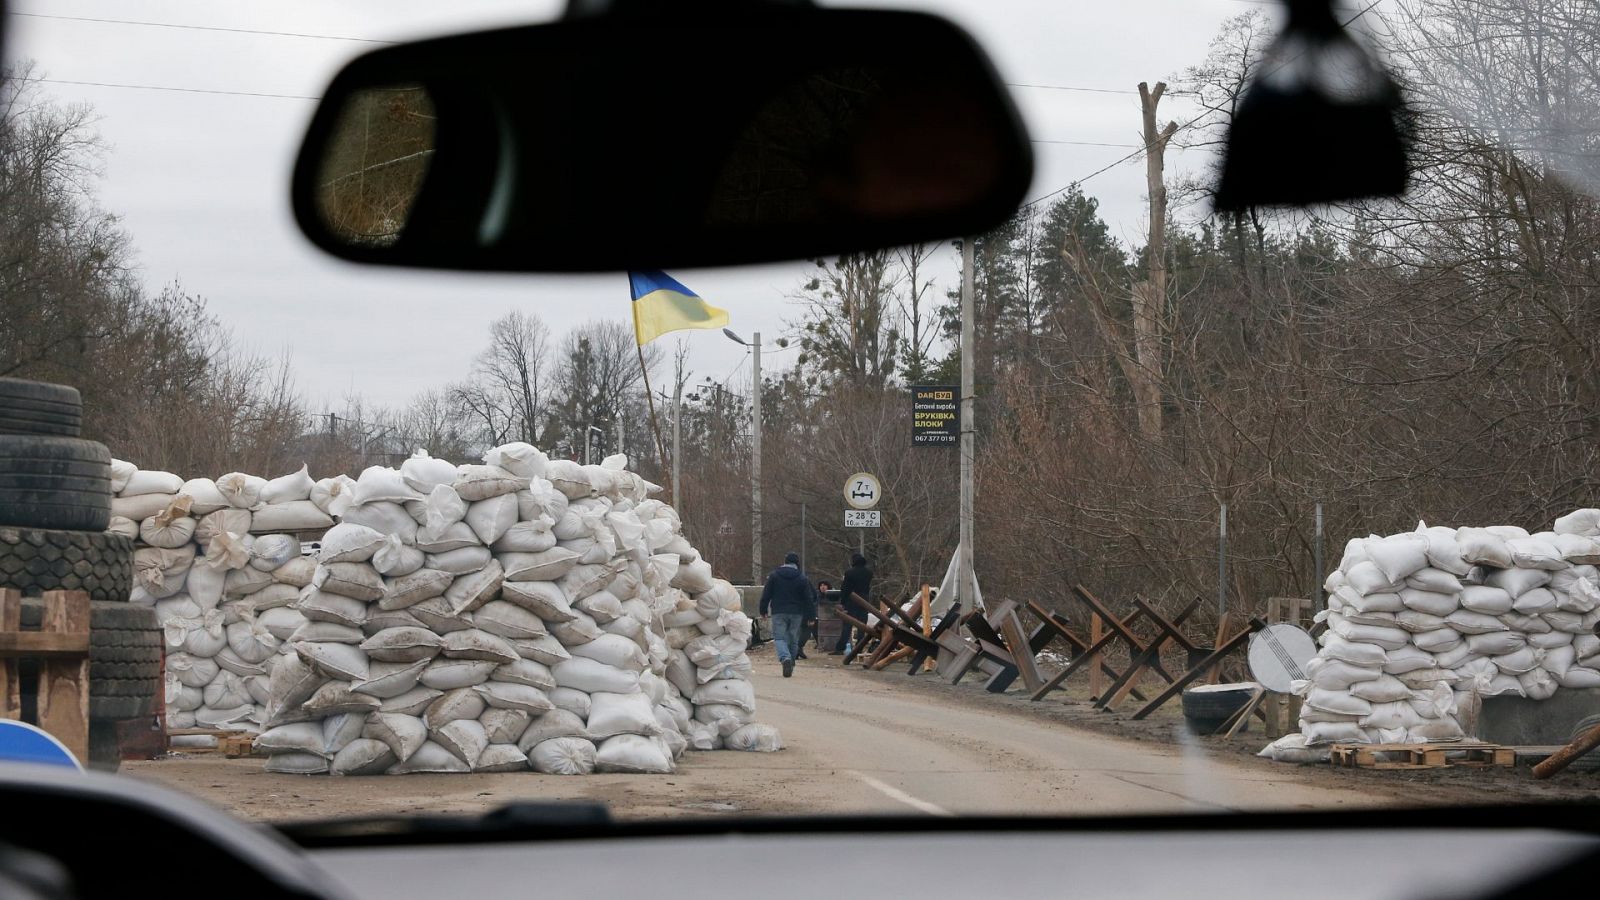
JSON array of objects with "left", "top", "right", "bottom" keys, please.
[{"left": 759, "top": 552, "right": 818, "bottom": 678}]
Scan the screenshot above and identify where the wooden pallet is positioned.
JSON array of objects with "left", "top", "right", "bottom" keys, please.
[
  {"left": 1330, "top": 742, "right": 1515, "bottom": 770},
  {"left": 167, "top": 728, "right": 256, "bottom": 758}
]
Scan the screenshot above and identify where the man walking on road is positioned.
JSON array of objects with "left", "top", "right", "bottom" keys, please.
[
  {"left": 833, "top": 553, "right": 873, "bottom": 655},
  {"left": 760, "top": 551, "right": 818, "bottom": 678}
]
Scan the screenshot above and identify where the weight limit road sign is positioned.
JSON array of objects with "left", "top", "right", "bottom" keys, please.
[
  {"left": 845, "top": 472, "right": 881, "bottom": 510},
  {"left": 844, "top": 510, "right": 881, "bottom": 528}
]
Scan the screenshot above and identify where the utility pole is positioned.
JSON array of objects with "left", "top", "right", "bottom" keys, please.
[
  {"left": 959, "top": 238, "right": 977, "bottom": 612},
  {"left": 1132, "top": 82, "right": 1180, "bottom": 438},
  {"left": 1218, "top": 503, "right": 1229, "bottom": 617},
  {"left": 750, "top": 331, "right": 763, "bottom": 584},
  {"left": 671, "top": 382, "right": 682, "bottom": 515},
  {"left": 800, "top": 502, "right": 806, "bottom": 575}
]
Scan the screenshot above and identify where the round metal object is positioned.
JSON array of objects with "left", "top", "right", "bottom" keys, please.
[
  {"left": 1247, "top": 623, "right": 1317, "bottom": 693},
  {"left": 844, "top": 472, "right": 881, "bottom": 510}
]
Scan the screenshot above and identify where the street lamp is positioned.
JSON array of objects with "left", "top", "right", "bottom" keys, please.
[
  {"left": 584, "top": 424, "right": 604, "bottom": 465},
  {"left": 724, "top": 329, "right": 762, "bottom": 583}
]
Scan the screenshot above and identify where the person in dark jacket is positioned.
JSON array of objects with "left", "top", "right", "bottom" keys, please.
[
  {"left": 833, "top": 553, "right": 873, "bottom": 655},
  {"left": 759, "top": 552, "right": 818, "bottom": 677}
]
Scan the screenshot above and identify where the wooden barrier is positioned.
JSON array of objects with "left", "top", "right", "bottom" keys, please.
[{"left": 0, "top": 589, "right": 91, "bottom": 763}]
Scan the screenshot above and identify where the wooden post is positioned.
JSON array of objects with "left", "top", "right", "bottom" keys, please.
[
  {"left": 1088, "top": 614, "right": 1104, "bottom": 699},
  {"left": 1533, "top": 720, "right": 1600, "bottom": 779},
  {"left": 0, "top": 589, "right": 91, "bottom": 764},
  {"left": 919, "top": 584, "right": 935, "bottom": 673}
]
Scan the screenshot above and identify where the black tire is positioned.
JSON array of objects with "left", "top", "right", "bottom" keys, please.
[
  {"left": 88, "top": 720, "right": 122, "bottom": 773},
  {"left": 1566, "top": 714, "right": 1600, "bottom": 772},
  {"left": 0, "top": 527, "right": 133, "bottom": 603},
  {"left": 0, "top": 435, "right": 110, "bottom": 531},
  {"left": 19, "top": 599, "right": 161, "bottom": 722},
  {"left": 1182, "top": 687, "right": 1256, "bottom": 735},
  {"left": 0, "top": 378, "right": 81, "bottom": 437}
]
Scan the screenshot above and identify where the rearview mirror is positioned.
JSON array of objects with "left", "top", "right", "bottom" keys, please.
[{"left": 291, "top": 5, "right": 1033, "bottom": 272}]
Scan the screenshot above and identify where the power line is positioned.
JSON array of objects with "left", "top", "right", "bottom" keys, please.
[
  {"left": 36, "top": 78, "right": 318, "bottom": 101},
  {"left": 6, "top": 11, "right": 394, "bottom": 43},
  {"left": 1006, "top": 83, "right": 1138, "bottom": 95},
  {"left": 1031, "top": 139, "right": 1142, "bottom": 148}
]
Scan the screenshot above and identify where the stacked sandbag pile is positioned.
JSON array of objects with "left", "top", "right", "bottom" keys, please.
[
  {"left": 257, "top": 446, "right": 781, "bottom": 776},
  {"left": 1280, "top": 513, "right": 1600, "bottom": 753},
  {"left": 111, "top": 461, "right": 338, "bottom": 732}
]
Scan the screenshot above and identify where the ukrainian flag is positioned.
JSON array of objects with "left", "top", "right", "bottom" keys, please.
[{"left": 628, "top": 270, "right": 729, "bottom": 346}]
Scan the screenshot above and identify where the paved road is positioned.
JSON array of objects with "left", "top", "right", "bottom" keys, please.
[{"left": 129, "top": 653, "right": 1417, "bottom": 821}]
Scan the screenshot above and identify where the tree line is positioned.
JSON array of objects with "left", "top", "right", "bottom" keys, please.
[{"left": 4, "top": 0, "right": 1597, "bottom": 616}]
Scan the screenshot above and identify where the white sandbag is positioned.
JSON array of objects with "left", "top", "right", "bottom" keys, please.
[
  {"left": 482, "top": 708, "right": 534, "bottom": 744},
  {"left": 440, "top": 629, "right": 519, "bottom": 664},
  {"left": 415, "top": 521, "right": 477, "bottom": 554},
  {"left": 108, "top": 458, "right": 137, "bottom": 494},
  {"left": 553, "top": 658, "right": 639, "bottom": 694},
  {"left": 261, "top": 465, "right": 314, "bottom": 505},
  {"left": 343, "top": 501, "right": 420, "bottom": 544},
  {"left": 428, "top": 545, "right": 493, "bottom": 576},
  {"left": 303, "top": 681, "right": 382, "bottom": 716},
  {"left": 1301, "top": 720, "right": 1367, "bottom": 745},
  {"left": 114, "top": 493, "right": 179, "bottom": 521},
  {"left": 155, "top": 594, "right": 203, "bottom": 624},
  {"left": 512, "top": 635, "right": 571, "bottom": 667},
  {"left": 595, "top": 734, "right": 673, "bottom": 774},
  {"left": 265, "top": 752, "right": 330, "bottom": 775},
  {"left": 475, "top": 743, "right": 530, "bottom": 773},
  {"left": 572, "top": 633, "right": 648, "bottom": 673},
  {"left": 1397, "top": 668, "right": 1459, "bottom": 689},
  {"left": 518, "top": 709, "right": 589, "bottom": 751},
  {"left": 1509, "top": 535, "right": 1566, "bottom": 571},
  {"left": 314, "top": 562, "right": 386, "bottom": 602},
  {"left": 501, "top": 547, "right": 582, "bottom": 583},
  {"left": 1456, "top": 527, "right": 1512, "bottom": 568},
  {"left": 420, "top": 658, "right": 498, "bottom": 690},
  {"left": 691, "top": 678, "right": 756, "bottom": 712},
  {"left": 140, "top": 510, "right": 197, "bottom": 549},
  {"left": 1304, "top": 687, "right": 1372, "bottom": 717},
  {"left": 576, "top": 591, "right": 624, "bottom": 624},
  {"left": 240, "top": 578, "right": 301, "bottom": 609},
  {"left": 1504, "top": 590, "right": 1560, "bottom": 619},
  {"left": 1444, "top": 609, "right": 1507, "bottom": 634},
  {"left": 225, "top": 618, "right": 278, "bottom": 664},
  {"left": 1407, "top": 719, "right": 1466, "bottom": 743},
  {"left": 362, "top": 608, "right": 427, "bottom": 636},
  {"left": 371, "top": 535, "right": 426, "bottom": 577},
  {"left": 294, "top": 641, "right": 370, "bottom": 681},
  {"left": 183, "top": 612, "right": 228, "bottom": 657},
  {"left": 494, "top": 657, "right": 556, "bottom": 691},
  {"left": 491, "top": 519, "right": 557, "bottom": 554},
  {"left": 1555, "top": 508, "right": 1600, "bottom": 537},
  {"left": 1543, "top": 645, "right": 1577, "bottom": 676},
  {"left": 299, "top": 589, "right": 368, "bottom": 629},
  {"left": 330, "top": 738, "right": 395, "bottom": 776},
  {"left": 352, "top": 659, "right": 430, "bottom": 699},
  {"left": 168, "top": 653, "right": 220, "bottom": 689},
  {"left": 1458, "top": 585, "right": 1512, "bottom": 614},
  {"left": 250, "top": 500, "right": 332, "bottom": 533},
  {"left": 1518, "top": 667, "right": 1558, "bottom": 699},
  {"left": 214, "top": 646, "right": 267, "bottom": 678},
  {"left": 408, "top": 597, "right": 473, "bottom": 634},
  {"left": 353, "top": 466, "right": 424, "bottom": 507},
  {"left": 1555, "top": 534, "right": 1600, "bottom": 565},
  {"left": 484, "top": 442, "right": 548, "bottom": 479},
  {"left": 500, "top": 581, "right": 576, "bottom": 621},
  {"left": 1358, "top": 702, "right": 1428, "bottom": 731},
  {"left": 1465, "top": 630, "right": 1526, "bottom": 656},
  {"left": 1528, "top": 630, "right": 1576, "bottom": 649},
  {"left": 443, "top": 561, "right": 504, "bottom": 615},
  {"left": 470, "top": 600, "right": 548, "bottom": 640},
  {"left": 122, "top": 468, "right": 183, "bottom": 497},
  {"left": 671, "top": 558, "right": 715, "bottom": 594},
  {"left": 400, "top": 450, "right": 458, "bottom": 493},
  {"left": 1394, "top": 610, "right": 1447, "bottom": 633},
  {"left": 549, "top": 611, "right": 604, "bottom": 646},
  {"left": 1258, "top": 733, "right": 1331, "bottom": 763},
  {"left": 292, "top": 620, "right": 365, "bottom": 644},
  {"left": 1488, "top": 567, "right": 1552, "bottom": 599},
  {"left": 434, "top": 719, "right": 489, "bottom": 766},
  {"left": 424, "top": 687, "right": 487, "bottom": 729},
  {"left": 321, "top": 523, "right": 386, "bottom": 563},
  {"left": 466, "top": 494, "right": 520, "bottom": 546},
  {"left": 1558, "top": 666, "right": 1600, "bottom": 688},
  {"left": 251, "top": 534, "right": 300, "bottom": 572},
  {"left": 1339, "top": 588, "right": 1403, "bottom": 614},
  {"left": 1556, "top": 576, "right": 1600, "bottom": 613},
  {"left": 1399, "top": 588, "right": 1458, "bottom": 617},
  {"left": 586, "top": 691, "right": 660, "bottom": 739},
  {"left": 474, "top": 682, "right": 554, "bottom": 713},
  {"left": 361, "top": 627, "right": 445, "bottom": 663},
  {"left": 257, "top": 722, "right": 328, "bottom": 757},
  {"left": 1575, "top": 634, "right": 1600, "bottom": 660},
  {"left": 529, "top": 737, "right": 596, "bottom": 775},
  {"left": 387, "top": 740, "right": 471, "bottom": 774},
  {"left": 310, "top": 475, "right": 357, "bottom": 517},
  {"left": 1543, "top": 609, "right": 1594, "bottom": 633},
  {"left": 107, "top": 515, "right": 138, "bottom": 540},
  {"left": 454, "top": 465, "right": 528, "bottom": 502},
  {"left": 380, "top": 686, "right": 442, "bottom": 716},
  {"left": 381, "top": 568, "right": 454, "bottom": 610},
  {"left": 196, "top": 507, "right": 253, "bottom": 546},
  {"left": 1348, "top": 674, "right": 1411, "bottom": 703},
  {"left": 545, "top": 460, "right": 594, "bottom": 500},
  {"left": 560, "top": 563, "right": 617, "bottom": 602},
  {"left": 1362, "top": 534, "right": 1429, "bottom": 584},
  {"left": 1381, "top": 644, "right": 1438, "bottom": 674}
]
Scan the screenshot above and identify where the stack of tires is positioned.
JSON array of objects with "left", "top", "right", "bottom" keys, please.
[{"left": 0, "top": 377, "right": 160, "bottom": 771}]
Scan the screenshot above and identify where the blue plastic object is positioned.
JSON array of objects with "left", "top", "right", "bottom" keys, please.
[{"left": 0, "top": 719, "right": 83, "bottom": 770}]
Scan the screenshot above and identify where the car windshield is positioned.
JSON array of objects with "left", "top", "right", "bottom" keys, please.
[{"left": 3, "top": 0, "right": 1599, "bottom": 823}]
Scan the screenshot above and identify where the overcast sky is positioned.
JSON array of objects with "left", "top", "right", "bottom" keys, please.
[{"left": 5, "top": 0, "right": 1273, "bottom": 411}]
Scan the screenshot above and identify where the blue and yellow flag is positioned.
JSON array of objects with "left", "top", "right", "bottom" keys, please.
[{"left": 628, "top": 270, "right": 729, "bottom": 346}]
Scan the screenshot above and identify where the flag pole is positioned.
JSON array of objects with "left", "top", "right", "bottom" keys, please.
[{"left": 637, "top": 341, "right": 673, "bottom": 502}]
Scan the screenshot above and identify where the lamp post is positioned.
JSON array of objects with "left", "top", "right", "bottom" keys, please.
[
  {"left": 723, "top": 328, "right": 762, "bottom": 583},
  {"left": 584, "top": 424, "right": 603, "bottom": 465}
]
